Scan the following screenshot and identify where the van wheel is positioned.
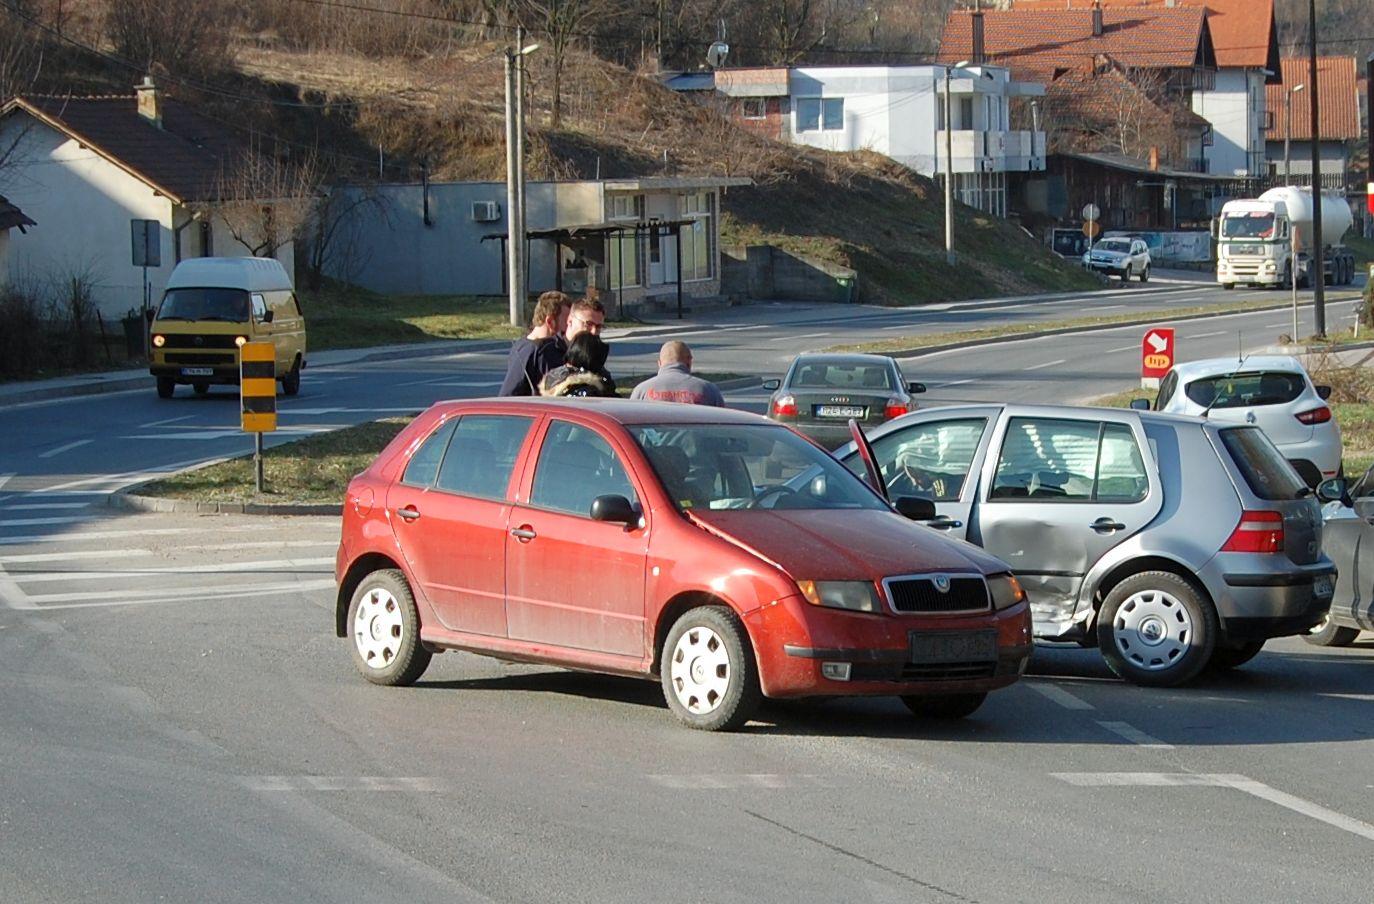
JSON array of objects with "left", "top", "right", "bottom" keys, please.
[
  {"left": 661, "top": 606, "right": 761, "bottom": 731},
  {"left": 1139, "top": 265, "right": 1149, "bottom": 283},
  {"left": 1304, "top": 613, "right": 1359, "bottom": 647},
  {"left": 156, "top": 377, "right": 175, "bottom": 399},
  {"left": 282, "top": 359, "right": 301, "bottom": 396},
  {"left": 901, "top": 692, "right": 987, "bottom": 719},
  {"left": 193, "top": 382, "right": 209, "bottom": 396},
  {"left": 347, "top": 569, "right": 431, "bottom": 686},
  {"left": 1207, "top": 640, "right": 1264, "bottom": 671},
  {"left": 1097, "top": 571, "right": 1217, "bottom": 687}
]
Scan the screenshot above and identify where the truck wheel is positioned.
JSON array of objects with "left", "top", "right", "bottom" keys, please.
[
  {"left": 1222, "top": 283, "right": 1235, "bottom": 291},
  {"left": 1304, "top": 613, "right": 1359, "bottom": 647},
  {"left": 1097, "top": 571, "right": 1217, "bottom": 687},
  {"left": 156, "top": 377, "right": 175, "bottom": 399}
]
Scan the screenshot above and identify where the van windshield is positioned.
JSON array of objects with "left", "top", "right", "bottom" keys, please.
[
  {"left": 1220, "top": 213, "right": 1275, "bottom": 239},
  {"left": 157, "top": 288, "right": 250, "bottom": 322}
]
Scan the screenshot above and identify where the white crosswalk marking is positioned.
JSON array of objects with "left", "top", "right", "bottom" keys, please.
[{"left": 9, "top": 556, "right": 335, "bottom": 585}]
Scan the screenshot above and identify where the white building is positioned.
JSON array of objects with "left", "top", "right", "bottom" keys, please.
[
  {"left": 0, "top": 81, "right": 296, "bottom": 318},
  {"left": 667, "top": 65, "right": 1044, "bottom": 218}
]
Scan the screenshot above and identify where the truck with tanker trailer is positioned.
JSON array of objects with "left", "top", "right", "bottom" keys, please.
[{"left": 1215, "top": 186, "right": 1355, "bottom": 289}]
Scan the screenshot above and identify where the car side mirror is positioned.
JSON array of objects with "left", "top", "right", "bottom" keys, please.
[
  {"left": 762, "top": 379, "right": 781, "bottom": 391},
  {"left": 590, "top": 494, "right": 639, "bottom": 526},
  {"left": 906, "top": 382, "right": 926, "bottom": 394},
  {"left": 262, "top": 309, "right": 275, "bottom": 323},
  {"left": 1316, "top": 384, "right": 1332, "bottom": 401},
  {"left": 894, "top": 495, "right": 937, "bottom": 521},
  {"left": 1316, "top": 477, "right": 1351, "bottom": 506},
  {"left": 1129, "top": 399, "right": 1151, "bottom": 410}
]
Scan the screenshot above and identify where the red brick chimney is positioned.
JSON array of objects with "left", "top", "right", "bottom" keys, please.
[{"left": 972, "top": 2, "right": 986, "bottom": 64}]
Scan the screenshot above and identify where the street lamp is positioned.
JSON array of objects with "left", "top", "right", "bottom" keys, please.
[
  {"left": 1284, "top": 82, "right": 1304, "bottom": 185},
  {"left": 941, "top": 60, "right": 989, "bottom": 266},
  {"left": 505, "top": 32, "right": 541, "bottom": 327}
]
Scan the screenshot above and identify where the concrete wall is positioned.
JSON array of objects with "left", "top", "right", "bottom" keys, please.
[
  {"left": 0, "top": 116, "right": 294, "bottom": 318},
  {"left": 323, "top": 181, "right": 602, "bottom": 296},
  {"left": 722, "top": 244, "right": 857, "bottom": 303},
  {"left": 1194, "top": 68, "right": 1264, "bottom": 178}
]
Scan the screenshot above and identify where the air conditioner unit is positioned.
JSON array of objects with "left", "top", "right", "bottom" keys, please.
[{"left": 471, "top": 201, "right": 501, "bottom": 222}]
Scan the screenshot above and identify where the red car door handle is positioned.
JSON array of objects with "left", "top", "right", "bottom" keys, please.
[
  {"left": 510, "top": 526, "right": 537, "bottom": 542},
  {"left": 396, "top": 506, "right": 420, "bottom": 522}
]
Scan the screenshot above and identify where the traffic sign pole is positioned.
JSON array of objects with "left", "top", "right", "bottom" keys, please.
[{"left": 240, "top": 342, "right": 277, "bottom": 494}]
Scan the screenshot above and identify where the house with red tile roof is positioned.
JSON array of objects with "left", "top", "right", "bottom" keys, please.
[
  {"left": 0, "top": 79, "right": 297, "bottom": 316},
  {"left": 998, "top": 0, "right": 1282, "bottom": 180},
  {"left": 1264, "top": 56, "right": 1361, "bottom": 191}
]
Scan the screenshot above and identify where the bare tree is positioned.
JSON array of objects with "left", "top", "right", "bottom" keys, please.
[
  {"left": 104, "top": 0, "right": 235, "bottom": 78},
  {"left": 301, "top": 185, "right": 391, "bottom": 290},
  {"left": 208, "top": 144, "right": 322, "bottom": 259},
  {"left": 503, "top": 0, "right": 625, "bottom": 128}
]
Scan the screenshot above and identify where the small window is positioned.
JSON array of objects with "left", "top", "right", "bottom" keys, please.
[
  {"left": 402, "top": 420, "right": 458, "bottom": 487},
  {"left": 433, "top": 415, "right": 533, "bottom": 501},
  {"left": 992, "top": 418, "right": 1100, "bottom": 500},
  {"left": 530, "top": 422, "right": 637, "bottom": 517},
  {"left": 822, "top": 97, "right": 844, "bottom": 131},
  {"left": 740, "top": 98, "right": 766, "bottom": 120},
  {"left": 1155, "top": 370, "right": 1178, "bottom": 410},
  {"left": 851, "top": 418, "right": 988, "bottom": 502},
  {"left": 796, "top": 97, "right": 844, "bottom": 133},
  {"left": 1219, "top": 427, "right": 1306, "bottom": 501},
  {"left": 1096, "top": 424, "right": 1149, "bottom": 503}
]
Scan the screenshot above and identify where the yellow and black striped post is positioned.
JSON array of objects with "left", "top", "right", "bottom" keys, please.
[{"left": 240, "top": 341, "right": 276, "bottom": 493}]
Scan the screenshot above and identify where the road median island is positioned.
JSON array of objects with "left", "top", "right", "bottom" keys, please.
[
  {"left": 111, "top": 376, "right": 758, "bottom": 512},
  {"left": 827, "top": 294, "right": 1362, "bottom": 358}
]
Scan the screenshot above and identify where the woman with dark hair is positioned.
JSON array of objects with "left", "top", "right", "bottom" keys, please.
[{"left": 539, "top": 332, "right": 618, "bottom": 398}]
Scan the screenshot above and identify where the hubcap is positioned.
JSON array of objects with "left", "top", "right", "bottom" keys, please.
[
  {"left": 353, "top": 586, "right": 404, "bottom": 670},
  {"left": 1113, "top": 589, "right": 1193, "bottom": 671},
  {"left": 669, "top": 626, "right": 731, "bottom": 715}
]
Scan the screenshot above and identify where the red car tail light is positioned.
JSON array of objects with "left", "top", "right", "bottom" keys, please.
[
  {"left": 883, "top": 397, "right": 909, "bottom": 420},
  {"left": 1222, "top": 510, "right": 1284, "bottom": 554},
  {"left": 1295, "top": 406, "right": 1332, "bottom": 425},
  {"left": 773, "top": 394, "right": 797, "bottom": 417}
]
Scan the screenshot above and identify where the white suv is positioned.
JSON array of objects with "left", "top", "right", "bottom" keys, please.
[
  {"left": 1084, "top": 236, "right": 1151, "bottom": 282},
  {"left": 1151, "top": 356, "right": 1341, "bottom": 486}
]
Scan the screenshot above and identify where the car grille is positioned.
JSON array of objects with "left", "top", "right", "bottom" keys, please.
[
  {"left": 164, "top": 334, "right": 243, "bottom": 349},
  {"left": 165, "top": 352, "right": 236, "bottom": 365},
  {"left": 885, "top": 576, "right": 989, "bottom": 614}
]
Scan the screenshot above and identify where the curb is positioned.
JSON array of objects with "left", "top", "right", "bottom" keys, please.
[
  {"left": 107, "top": 486, "right": 341, "bottom": 516},
  {"left": 858, "top": 299, "right": 1342, "bottom": 360}
]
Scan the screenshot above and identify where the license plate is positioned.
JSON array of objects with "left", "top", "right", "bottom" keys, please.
[
  {"left": 816, "top": 405, "right": 865, "bottom": 419},
  {"left": 910, "top": 631, "right": 998, "bottom": 664},
  {"left": 180, "top": 367, "right": 213, "bottom": 376},
  {"left": 1314, "top": 574, "right": 1334, "bottom": 598}
]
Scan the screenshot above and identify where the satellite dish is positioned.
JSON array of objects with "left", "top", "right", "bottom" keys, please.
[{"left": 706, "top": 41, "right": 730, "bottom": 69}]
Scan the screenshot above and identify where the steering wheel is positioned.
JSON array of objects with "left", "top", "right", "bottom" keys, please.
[{"left": 749, "top": 485, "right": 798, "bottom": 509}]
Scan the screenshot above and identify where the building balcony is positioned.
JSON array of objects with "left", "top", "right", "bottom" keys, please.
[{"left": 935, "top": 130, "right": 1045, "bottom": 173}]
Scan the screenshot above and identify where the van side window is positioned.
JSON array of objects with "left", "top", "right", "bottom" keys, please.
[{"left": 250, "top": 293, "right": 268, "bottom": 322}]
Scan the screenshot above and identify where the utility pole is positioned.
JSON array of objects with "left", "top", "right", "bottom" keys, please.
[
  {"left": 944, "top": 65, "right": 955, "bottom": 266},
  {"left": 1308, "top": 0, "right": 1326, "bottom": 336},
  {"left": 1367, "top": 53, "right": 1374, "bottom": 239},
  {"left": 504, "top": 27, "right": 533, "bottom": 328}
]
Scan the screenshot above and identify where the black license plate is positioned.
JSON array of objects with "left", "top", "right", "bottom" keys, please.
[{"left": 909, "top": 631, "right": 998, "bottom": 664}]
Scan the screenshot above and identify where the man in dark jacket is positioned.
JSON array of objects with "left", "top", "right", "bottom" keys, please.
[{"left": 499, "top": 291, "right": 571, "bottom": 396}]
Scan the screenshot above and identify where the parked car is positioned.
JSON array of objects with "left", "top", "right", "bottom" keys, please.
[
  {"left": 763, "top": 353, "right": 925, "bottom": 449},
  {"left": 1310, "top": 471, "right": 1374, "bottom": 646},
  {"left": 834, "top": 404, "right": 1335, "bottom": 687},
  {"left": 335, "top": 399, "right": 1032, "bottom": 731},
  {"left": 1084, "top": 236, "right": 1151, "bottom": 282},
  {"left": 149, "top": 257, "right": 307, "bottom": 399},
  {"left": 1149, "top": 356, "right": 1340, "bottom": 488}
]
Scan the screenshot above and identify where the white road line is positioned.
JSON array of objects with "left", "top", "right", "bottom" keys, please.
[
  {"left": 1083, "top": 305, "right": 1125, "bottom": 312},
  {"left": 0, "top": 474, "right": 13, "bottom": 493},
  {"left": 0, "top": 516, "right": 93, "bottom": 529},
  {"left": 1187, "top": 330, "right": 1228, "bottom": 339},
  {"left": 1320, "top": 693, "right": 1374, "bottom": 702},
  {"left": 1264, "top": 322, "right": 1288, "bottom": 328},
  {"left": 23, "top": 578, "right": 337, "bottom": 607},
  {"left": 647, "top": 774, "right": 841, "bottom": 789},
  {"left": 769, "top": 332, "right": 831, "bottom": 343},
  {"left": 139, "top": 415, "right": 196, "bottom": 428},
  {"left": 0, "top": 503, "right": 89, "bottom": 511},
  {"left": 0, "top": 524, "right": 336, "bottom": 546},
  {"left": 1051, "top": 773, "right": 1374, "bottom": 843},
  {"left": 38, "top": 439, "right": 93, "bottom": 459},
  {"left": 244, "top": 776, "right": 450, "bottom": 792},
  {"left": 0, "top": 549, "right": 154, "bottom": 564},
  {"left": 179, "top": 539, "right": 337, "bottom": 552},
  {"left": 10, "top": 556, "right": 336, "bottom": 585},
  {"left": 1026, "top": 682, "right": 1094, "bottom": 710},
  {"left": 1023, "top": 358, "right": 1067, "bottom": 371},
  {"left": 1096, "top": 720, "right": 1173, "bottom": 749},
  {"left": 930, "top": 378, "right": 976, "bottom": 389},
  {"left": 882, "top": 323, "right": 920, "bottom": 331},
  {"left": 1106, "top": 344, "right": 1139, "bottom": 353}
]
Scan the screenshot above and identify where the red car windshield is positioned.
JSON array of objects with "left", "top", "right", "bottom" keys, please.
[{"left": 629, "top": 423, "right": 887, "bottom": 512}]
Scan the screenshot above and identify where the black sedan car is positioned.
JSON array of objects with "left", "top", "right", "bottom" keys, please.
[
  {"left": 764, "top": 353, "right": 924, "bottom": 449},
  {"left": 1312, "top": 473, "right": 1374, "bottom": 645}
]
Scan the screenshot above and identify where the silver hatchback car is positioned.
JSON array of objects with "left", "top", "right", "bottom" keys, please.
[{"left": 837, "top": 404, "right": 1335, "bottom": 687}]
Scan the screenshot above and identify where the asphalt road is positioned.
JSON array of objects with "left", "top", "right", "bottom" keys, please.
[{"left": 1, "top": 274, "right": 1371, "bottom": 901}]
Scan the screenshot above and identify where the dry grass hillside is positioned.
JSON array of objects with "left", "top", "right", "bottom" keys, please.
[{"left": 222, "top": 44, "right": 1096, "bottom": 303}]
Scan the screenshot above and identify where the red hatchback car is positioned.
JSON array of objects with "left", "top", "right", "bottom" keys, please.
[{"left": 335, "top": 399, "right": 1032, "bottom": 731}]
